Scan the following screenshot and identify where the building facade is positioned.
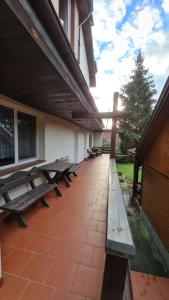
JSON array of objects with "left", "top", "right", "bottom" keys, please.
[{"left": 0, "top": 0, "right": 102, "bottom": 174}]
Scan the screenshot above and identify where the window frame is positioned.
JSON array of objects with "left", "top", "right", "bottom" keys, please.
[
  {"left": 59, "top": 0, "right": 71, "bottom": 41},
  {"left": 0, "top": 104, "right": 38, "bottom": 170},
  {"left": 17, "top": 111, "right": 37, "bottom": 161}
]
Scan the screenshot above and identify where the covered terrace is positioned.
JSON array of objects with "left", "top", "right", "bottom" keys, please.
[
  {"left": 0, "top": 156, "right": 108, "bottom": 300},
  {"left": 1, "top": 155, "right": 169, "bottom": 299}
]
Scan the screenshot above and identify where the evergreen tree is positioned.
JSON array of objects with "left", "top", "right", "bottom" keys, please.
[{"left": 119, "top": 51, "right": 157, "bottom": 154}]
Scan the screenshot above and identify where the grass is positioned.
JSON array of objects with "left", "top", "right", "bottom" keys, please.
[
  {"left": 117, "top": 163, "right": 134, "bottom": 183},
  {"left": 117, "top": 162, "right": 142, "bottom": 183}
]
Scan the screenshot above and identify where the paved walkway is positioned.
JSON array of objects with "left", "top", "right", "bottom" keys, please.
[{"left": 0, "top": 155, "right": 109, "bottom": 300}]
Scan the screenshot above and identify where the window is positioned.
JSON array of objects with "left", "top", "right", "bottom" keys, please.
[
  {"left": 0, "top": 105, "right": 15, "bottom": 167},
  {"left": 59, "top": 0, "right": 71, "bottom": 40},
  {"left": 0, "top": 104, "right": 37, "bottom": 167},
  {"left": 18, "top": 112, "right": 36, "bottom": 160}
]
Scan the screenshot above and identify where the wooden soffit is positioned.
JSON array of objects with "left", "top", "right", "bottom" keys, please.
[{"left": 0, "top": 0, "right": 102, "bottom": 131}]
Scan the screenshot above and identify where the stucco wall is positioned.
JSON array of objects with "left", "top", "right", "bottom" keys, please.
[
  {"left": 45, "top": 115, "right": 75, "bottom": 162},
  {"left": 51, "top": 0, "right": 59, "bottom": 14},
  {"left": 94, "top": 132, "right": 103, "bottom": 147},
  {"left": 77, "top": 131, "right": 85, "bottom": 163}
]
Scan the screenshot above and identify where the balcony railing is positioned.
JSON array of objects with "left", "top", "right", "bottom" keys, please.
[{"left": 101, "top": 159, "right": 135, "bottom": 300}]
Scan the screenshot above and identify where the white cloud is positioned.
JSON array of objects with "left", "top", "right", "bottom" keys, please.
[
  {"left": 91, "top": 0, "right": 169, "bottom": 116},
  {"left": 162, "top": 0, "right": 169, "bottom": 13}
]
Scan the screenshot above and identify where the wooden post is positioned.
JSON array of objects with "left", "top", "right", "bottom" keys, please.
[
  {"left": 132, "top": 159, "right": 140, "bottom": 205},
  {"left": 110, "top": 92, "right": 118, "bottom": 158},
  {"left": 101, "top": 254, "right": 128, "bottom": 300},
  {"left": 0, "top": 243, "right": 3, "bottom": 287}
]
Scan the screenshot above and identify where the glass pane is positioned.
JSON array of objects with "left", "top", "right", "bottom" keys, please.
[
  {"left": 59, "top": 0, "right": 68, "bottom": 36},
  {"left": 0, "top": 105, "right": 15, "bottom": 166},
  {"left": 18, "top": 112, "right": 36, "bottom": 160}
]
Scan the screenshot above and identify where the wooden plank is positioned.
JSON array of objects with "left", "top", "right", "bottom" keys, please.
[
  {"left": 106, "top": 159, "right": 135, "bottom": 259},
  {"left": 72, "top": 111, "right": 132, "bottom": 119},
  {"left": 141, "top": 165, "right": 169, "bottom": 251},
  {"left": 0, "top": 243, "right": 3, "bottom": 287},
  {"left": 101, "top": 159, "right": 135, "bottom": 300},
  {"left": 101, "top": 254, "right": 128, "bottom": 300}
]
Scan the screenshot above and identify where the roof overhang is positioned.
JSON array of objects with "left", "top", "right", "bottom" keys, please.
[{"left": 0, "top": 0, "right": 103, "bottom": 131}]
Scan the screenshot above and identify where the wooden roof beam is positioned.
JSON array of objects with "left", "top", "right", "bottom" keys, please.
[{"left": 72, "top": 111, "right": 132, "bottom": 120}]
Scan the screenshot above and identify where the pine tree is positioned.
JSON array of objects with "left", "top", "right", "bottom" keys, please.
[{"left": 119, "top": 51, "right": 157, "bottom": 154}]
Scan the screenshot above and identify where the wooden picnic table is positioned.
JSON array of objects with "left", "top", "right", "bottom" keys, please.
[{"left": 38, "top": 161, "right": 74, "bottom": 196}]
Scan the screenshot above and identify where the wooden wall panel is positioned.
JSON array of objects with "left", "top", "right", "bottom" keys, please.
[
  {"left": 142, "top": 166, "right": 169, "bottom": 251},
  {"left": 144, "top": 118, "right": 169, "bottom": 177},
  {"left": 0, "top": 243, "right": 2, "bottom": 286}
]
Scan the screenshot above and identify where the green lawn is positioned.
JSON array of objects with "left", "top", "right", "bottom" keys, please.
[
  {"left": 117, "top": 163, "right": 134, "bottom": 183},
  {"left": 117, "top": 163, "right": 142, "bottom": 183}
]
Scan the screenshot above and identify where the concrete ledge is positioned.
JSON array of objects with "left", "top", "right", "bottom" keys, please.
[{"left": 106, "top": 159, "right": 135, "bottom": 260}]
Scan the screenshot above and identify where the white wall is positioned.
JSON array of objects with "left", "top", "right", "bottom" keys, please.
[
  {"left": 51, "top": 0, "right": 59, "bottom": 14},
  {"left": 79, "top": 28, "right": 90, "bottom": 86},
  {"left": 45, "top": 115, "right": 75, "bottom": 162},
  {"left": 77, "top": 131, "right": 85, "bottom": 163},
  {"left": 94, "top": 132, "right": 103, "bottom": 147},
  {"left": 74, "top": 130, "right": 92, "bottom": 163}
]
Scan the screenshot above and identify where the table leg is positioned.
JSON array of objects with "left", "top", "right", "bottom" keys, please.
[
  {"left": 62, "top": 174, "right": 70, "bottom": 187},
  {"left": 43, "top": 171, "right": 62, "bottom": 197}
]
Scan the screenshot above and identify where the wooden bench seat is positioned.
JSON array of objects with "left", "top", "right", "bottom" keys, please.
[
  {"left": 87, "top": 149, "right": 96, "bottom": 159},
  {"left": 0, "top": 183, "right": 54, "bottom": 213},
  {"left": 66, "top": 164, "right": 79, "bottom": 179},
  {"left": 0, "top": 168, "right": 57, "bottom": 227}
]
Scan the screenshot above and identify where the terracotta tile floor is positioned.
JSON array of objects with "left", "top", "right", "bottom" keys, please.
[
  {"left": 0, "top": 155, "right": 109, "bottom": 300},
  {"left": 131, "top": 271, "right": 169, "bottom": 300}
]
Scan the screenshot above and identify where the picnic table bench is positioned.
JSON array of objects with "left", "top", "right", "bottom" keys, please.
[
  {"left": 38, "top": 161, "right": 74, "bottom": 196},
  {"left": 56, "top": 158, "right": 79, "bottom": 181},
  {"left": 87, "top": 149, "right": 96, "bottom": 159},
  {"left": 0, "top": 168, "right": 57, "bottom": 227},
  {"left": 101, "top": 159, "right": 135, "bottom": 300},
  {"left": 92, "top": 147, "right": 102, "bottom": 156}
]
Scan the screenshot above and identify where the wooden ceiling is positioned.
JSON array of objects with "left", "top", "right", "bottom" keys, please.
[{"left": 0, "top": 1, "right": 102, "bottom": 131}]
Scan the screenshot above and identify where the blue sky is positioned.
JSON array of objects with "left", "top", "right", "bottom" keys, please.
[{"left": 90, "top": 0, "right": 169, "bottom": 113}]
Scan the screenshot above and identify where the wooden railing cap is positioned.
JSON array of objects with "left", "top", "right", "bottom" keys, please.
[{"left": 106, "top": 159, "right": 135, "bottom": 260}]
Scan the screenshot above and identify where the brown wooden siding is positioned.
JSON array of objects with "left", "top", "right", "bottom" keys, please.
[
  {"left": 144, "top": 118, "right": 169, "bottom": 177},
  {"left": 142, "top": 166, "right": 169, "bottom": 251}
]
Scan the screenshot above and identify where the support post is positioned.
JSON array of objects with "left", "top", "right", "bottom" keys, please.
[
  {"left": 0, "top": 243, "right": 3, "bottom": 287},
  {"left": 132, "top": 159, "right": 140, "bottom": 205},
  {"left": 101, "top": 254, "right": 128, "bottom": 300},
  {"left": 110, "top": 92, "right": 118, "bottom": 158}
]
